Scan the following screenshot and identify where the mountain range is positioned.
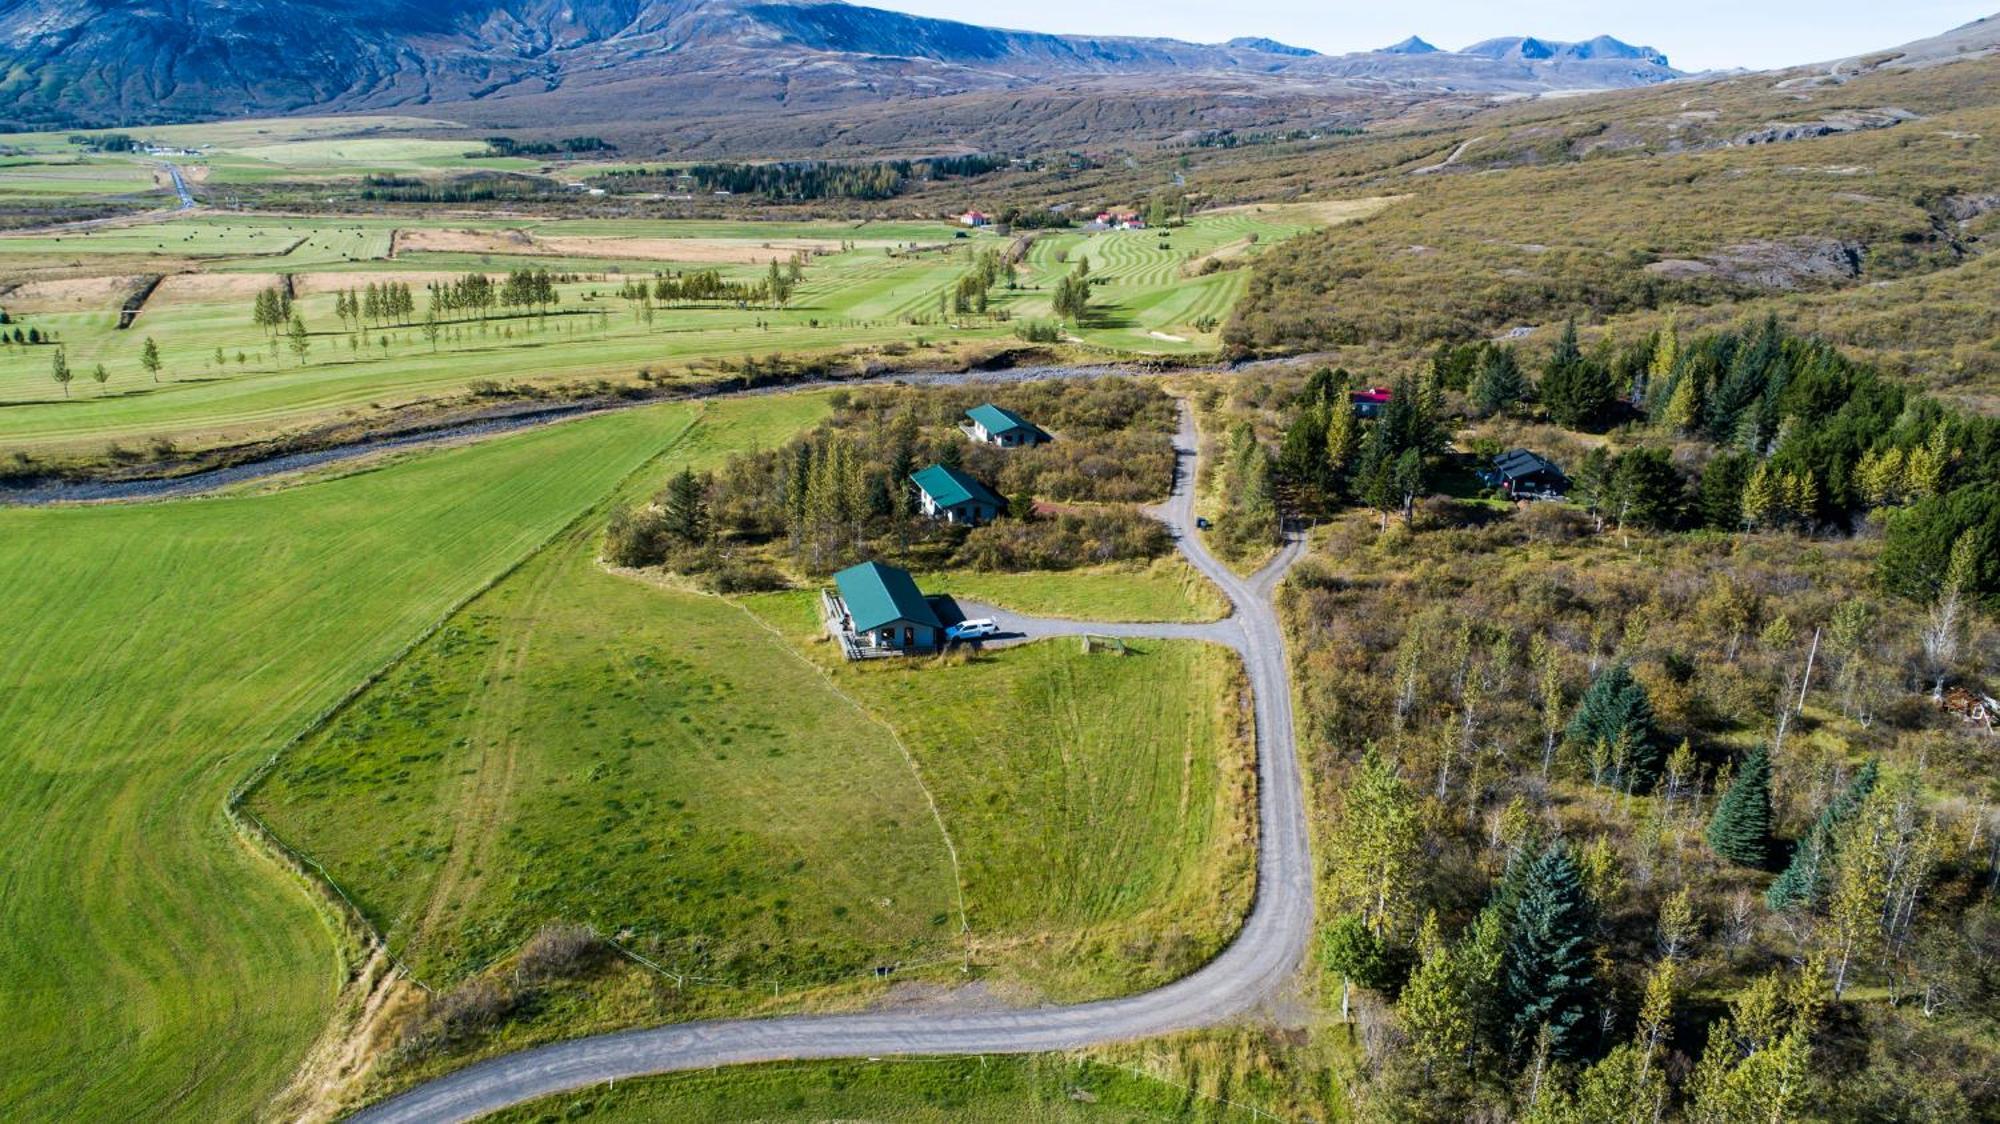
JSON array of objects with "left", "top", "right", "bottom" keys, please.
[{"left": 0, "top": 0, "right": 1683, "bottom": 133}]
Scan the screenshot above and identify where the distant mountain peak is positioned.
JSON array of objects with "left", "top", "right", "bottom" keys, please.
[
  {"left": 1380, "top": 36, "right": 1439, "bottom": 55},
  {"left": 1458, "top": 34, "right": 1668, "bottom": 68},
  {"left": 1223, "top": 36, "right": 1318, "bottom": 57},
  {"left": 0, "top": 0, "right": 1686, "bottom": 134}
]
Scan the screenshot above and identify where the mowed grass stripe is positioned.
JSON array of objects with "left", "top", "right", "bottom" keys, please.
[{"left": 0, "top": 402, "right": 708, "bottom": 1122}]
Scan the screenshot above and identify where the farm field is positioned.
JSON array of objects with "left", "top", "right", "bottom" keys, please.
[
  {"left": 0, "top": 116, "right": 521, "bottom": 191},
  {"left": 0, "top": 201, "right": 1384, "bottom": 457},
  {"left": 0, "top": 398, "right": 721, "bottom": 1122}
]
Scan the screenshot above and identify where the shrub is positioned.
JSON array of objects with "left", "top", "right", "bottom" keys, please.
[
  {"left": 515, "top": 923, "right": 604, "bottom": 983},
  {"left": 396, "top": 979, "right": 516, "bottom": 1059},
  {"left": 955, "top": 508, "right": 1171, "bottom": 571},
  {"left": 604, "top": 504, "right": 669, "bottom": 568}
]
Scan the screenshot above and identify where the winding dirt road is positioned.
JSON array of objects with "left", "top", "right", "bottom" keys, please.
[{"left": 349, "top": 401, "right": 1314, "bottom": 1123}]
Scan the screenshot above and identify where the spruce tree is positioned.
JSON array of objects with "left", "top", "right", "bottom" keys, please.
[
  {"left": 1767, "top": 758, "right": 1878, "bottom": 911},
  {"left": 1541, "top": 319, "right": 1615, "bottom": 430},
  {"left": 1504, "top": 843, "right": 1597, "bottom": 1060},
  {"left": 1470, "top": 346, "right": 1526, "bottom": 417},
  {"left": 1565, "top": 664, "right": 1664, "bottom": 790},
  {"left": 1706, "top": 745, "right": 1774, "bottom": 867},
  {"left": 661, "top": 467, "right": 709, "bottom": 544}
]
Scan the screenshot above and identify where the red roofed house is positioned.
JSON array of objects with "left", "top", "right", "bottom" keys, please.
[{"left": 1350, "top": 386, "right": 1394, "bottom": 418}]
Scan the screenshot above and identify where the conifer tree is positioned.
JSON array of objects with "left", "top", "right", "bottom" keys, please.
[
  {"left": 1647, "top": 311, "right": 1679, "bottom": 389},
  {"left": 1706, "top": 745, "right": 1773, "bottom": 867},
  {"left": 1661, "top": 367, "right": 1701, "bottom": 432},
  {"left": 661, "top": 467, "right": 709, "bottom": 544},
  {"left": 1323, "top": 383, "right": 1358, "bottom": 487},
  {"left": 1504, "top": 843, "right": 1598, "bottom": 1060},
  {"left": 1565, "top": 664, "right": 1663, "bottom": 790},
  {"left": 1470, "top": 345, "right": 1526, "bottom": 417},
  {"left": 1540, "top": 320, "right": 1615, "bottom": 430},
  {"left": 1278, "top": 400, "right": 1329, "bottom": 487},
  {"left": 1767, "top": 758, "right": 1879, "bottom": 911},
  {"left": 253, "top": 287, "right": 278, "bottom": 335},
  {"left": 1401, "top": 913, "right": 1476, "bottom": 1079},
  {"left": 1738, "top": 460, "right": 1779, "bottom": 530}
]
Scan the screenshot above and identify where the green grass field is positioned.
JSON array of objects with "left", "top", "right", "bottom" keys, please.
[
  {"left": 0, "top": 399, "right": 723, "bottom": 1120},
  {"left": 247, "top": 517, "right": 966, "bottom": 994},
  {"left": 0, "top": 116, "right": 531, "bottom": 192},
  {"left": 483, "top": 1054, "right": 1272, "bottom": 1123},
  {"left": 936, "top": 557, "right": 1229, "bottom": 623},
  {"left": 0, "top": 253, "right": 1252, "bottom": 1117},
  {"left": 0, "top": 204, "right": 1354, "bottom": 456},
  {"left": 246, "top": 495, "right": 1245, "bottom": 1079}
]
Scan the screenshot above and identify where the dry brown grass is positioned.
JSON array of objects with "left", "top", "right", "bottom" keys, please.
[
  {"left": 0, "top": 273, "right": 144, "bottom": 311},
  {"left": 291, "top": 271, "right": 470, "bottom": 296},
  {"left": 1206, "top": 195, "right": 1405, "bottom": 225},
  {"left": 148, "top": 272, "right": 280, "bottom": 303}
]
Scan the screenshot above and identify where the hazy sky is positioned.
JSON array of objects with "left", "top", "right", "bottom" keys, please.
[{"left": 861, "top": 1, "right": 1994, "bottom": 72}]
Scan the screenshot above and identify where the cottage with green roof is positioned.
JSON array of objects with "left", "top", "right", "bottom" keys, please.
[
  {"left": 824, "top": 560, "right": 941, "bottom": 658},
  {"left": 963, "top": 403, "right": 1049, "bottom": 448},
  {"left": 910, "top": 463, "right": 1003, "bottom": 525}
]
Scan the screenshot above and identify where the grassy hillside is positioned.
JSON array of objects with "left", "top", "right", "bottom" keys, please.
[
  {"left": 1214, "top": 57, "right": 2000, "bottom": 406},
  {"left": 0, "top": 403, "right": 710, "bottom": 1120}
]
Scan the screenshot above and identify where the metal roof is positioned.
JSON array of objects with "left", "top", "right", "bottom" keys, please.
[
  {"left": 965, "top": 403, "right": 1038, "bottom": 437},
  {"left": 1493, "top": 448, "right": 1563, "bottom": 480},
  {"left": 911, "top": 463, "right": 1003, "bottom": 510},
  {"left": 833, "top": 560, "right": 940, "bottom": 633}
]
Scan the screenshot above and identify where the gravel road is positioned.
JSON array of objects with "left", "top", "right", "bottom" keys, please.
[{"left": 348, "top": 399, "right": 1314, "bottom": 1123}]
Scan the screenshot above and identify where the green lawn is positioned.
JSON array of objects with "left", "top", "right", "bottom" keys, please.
[
  {"left": 934, "top": 557, "right": 1228, "bottom": 623},
  {"left": 751, "top": 592, "right": 1255, "bottom": 1002},
  {"left": 0, "top": 400, "right": 713, "bottom": 1122}
]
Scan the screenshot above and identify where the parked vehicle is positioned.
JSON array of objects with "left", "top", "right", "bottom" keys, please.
[
  {"left": 946, "top": 618, "right": 999, "bottom": 641},
  {"left": 1195, "top": 516, "right": 1212, "bottom": 530}
]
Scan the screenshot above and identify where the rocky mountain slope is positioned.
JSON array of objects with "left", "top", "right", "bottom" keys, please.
[{"left": 0, "top": 0, "right": 1682, "bottom": 130}]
